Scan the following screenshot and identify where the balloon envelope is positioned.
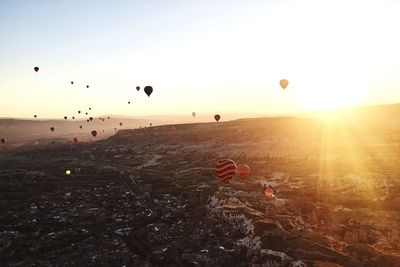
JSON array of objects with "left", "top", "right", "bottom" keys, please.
[
  {"left": 144, "top": 86, "right": 153, "bottom": 97},
  {"left": 71, "top": 81, "right": 74, "bottom": 85},
  {"left": 216, "top": 159, "right": 237, "bottom": 184},
  {"left": 136, "top": 86, "right": 140, "bottom": 91},
  {"left": 119, "top": 122, "right": 123, "bottom": 126},
  {"left": 236, "top": 164, "right": 250, "bottom": 179},
  {"left": 264, "top": 188, "right": 274, "bottom": 198},
  {"left": 50, "top": 127, "right": 55, "bottom": 132},
  {"left": 91, "top": 130, "right": 97, "bottom": 137},
  {"left": 64, "top": 116, "right": 67, "bottom": 120},
  {"left": 192, "top": 112, "right": 196, "bottom": 117},
  {"left": 214, "top": 114, "right": 221, "bottom": 122},
  {"left": 0, "top": 138, "right": 5, "bottom": 144},
  {"left": 65, "top": 170, "right": 71, "bottom": 175},
  {"left": 34, "top": 67, "right": 39, "bottom": 72},
  {"left": 280, "top": 79, "right": 289, "bottom": 89}
]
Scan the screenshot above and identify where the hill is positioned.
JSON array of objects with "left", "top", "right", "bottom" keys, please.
[{"left": 1, "top": 110, "right": 400, "bottom": 266}]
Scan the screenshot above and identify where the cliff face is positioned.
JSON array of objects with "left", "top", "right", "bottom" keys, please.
[{"left": 1, "top": 117, "right": 400, "bottom": 266}]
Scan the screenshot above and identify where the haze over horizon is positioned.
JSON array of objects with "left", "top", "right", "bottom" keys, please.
[{"left": 1, "top": 0, "right": 400, "bottom": 119}]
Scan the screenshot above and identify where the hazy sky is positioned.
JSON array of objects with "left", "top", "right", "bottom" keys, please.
[{"left": 1, "top": 0, "right": 400, "bottom": 119}]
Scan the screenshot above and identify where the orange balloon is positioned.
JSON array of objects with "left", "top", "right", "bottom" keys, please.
[
  {"left": 264, "top": 188, "right": 274, "bottom": 198},
  {"left": 280, "top": 79, "right": 289, "bottom": 89},
  {"left": 236, "top": 164, "right": 250, "bottom": 179}
]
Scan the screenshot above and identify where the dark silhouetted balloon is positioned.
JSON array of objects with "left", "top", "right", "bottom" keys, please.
[
  {"left": 236, "top": 164, "right": 250, "bottom": 179},
  {"left": 79, "top": 125, "right": 82, "bottom": 129},
  {"left": 89, "top": 107, "right": 91, "bottom": 110},
  {"left": 34, "top": 67, "right": 39, "bottom": 72},
  {"left": 280, "top": 79, "right": 289, "bottom": 89},
  {"left": 72, "top": 116, "right": 75, "bottom": 120},
  {"left": 34, "top": 115, "right": 37, "bottom": 118},
  {"left": 128, "top": 101, "right": 130, "bottom": 104},
  {"left": 108, "top": 116, "right": 110, "bottom": 119},
  {"left": 1, "top": 138, "right": 5, "bottom": 144},
  {"left": 50, "top": 127, "right": 55, "bottom": 132},
  {"left": 119, "top": 122, "right": 123, "bottom": 126},
  {"left": 86, "top": 85, "right": 89, "bottom": 88},
  {"left": 64, "top": 116, "right": 67, "bottom": 120},
  {"left": 91, "top": 130, "right": 97, "bottom": 137},
  {"left": 85, "top": 112, "right": 88, "bottom": 115},
  {"left": 89, "top": 117, "right": 93, "bottom": 121},
  {"left": 192, "top": 112, "right": 196, "bottom": 117},
  {"left": 144, "top": 86, "right": 153, "bottom": 97},
  {"left": 150, "top": 123, "right": 152, "bottom": 126},
  {"left": 214, "top": 114, "right": 221, "bottom": 122},
  {"left": 78, "top": 111, "right": 81, "bottom": 114},
  {"left": 216, "top": 159, "right": 237, "bottom": 184},
  {"left": 136, "top": 86, "right": 140, "bottom": 91},
  {"left": 73, "top": 137, "right": 78, "bottom": 143},
  {"left": 71, "top": 81, "right": 74, "bottom": 85},
  {"left": 86, "top": 119, "right": 89, "bottom": 122}
]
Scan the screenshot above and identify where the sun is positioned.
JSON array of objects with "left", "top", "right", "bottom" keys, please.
[{"left": 297, "top": 86, "right": 362, "bottom": 111}]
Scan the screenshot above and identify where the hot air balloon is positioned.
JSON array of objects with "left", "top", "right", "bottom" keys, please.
[
  {"left": 280, "top": 79, "right": 289, "bottom": 89},
  {"left": 89, "top": 108, "right": 91, "bottom": 110},
  {"left": 136, "top": 86, "right": 140, "bottom": 91},
  {"left": 192, "top": 112, "right": 196, "bottom": 117},
  {"left": 119, "top": 122, "right": 123, "bottom": 126},
  {"left": 85, "top": 112, "right": 88, "bottom": 115},
  {"left": 236, "top": 164, "right": 250, "bottom": 179},
  {"left": 89, "top": 117, "right": 93, "bottom": 121},
  {"left": 128, "top": 101, "right": 130, "bottom": 104},
  {"left": 73, "top": 137, "right": 78, "bottom": 143},
  {"left": 34, "top": 67, "right": 39, "bottom": 72},
  {"left": 86, "top": 119, "right": 89, "bottom": 122},
  {"left": 150, "top": 123, "right": 152, "bottom": 126},
  {"left": 34, "top": 115, "right": 37, "bottom": 118},
  {"left": 108, "top": 116, "right": 110, "bottom": 119},
  {"left": 79, "top": 125, "right": 82, "bottom": 129},
  {"left": 214, "top": 114, "right": 221, "bottom": 122},
  {"left": 216, "top": 159, "right": 237, "bottom": 184},
  {"left": 50, "top": 127, "right": 55, "bottom": 132},
  {"left": 264, "top": 187, "right": 274, "bottom": 199},
  {"left": 91, "top": 130, "right": 97, "bottom": 137},
  {"left": 102, "top": 118, "right": 105, "bottom": 122},
  {"left": 144, "top": 86, "right": 153, "bottom": 97},
  {"left": 66, "top": 170, "right": 71, "bottom": 175},
  {"left": 1, "top": 138, "right": 5, "bottom": 144},
  {"left": 72, "top": 116, "right": 75, "bottom": 120},
  {"left": 71, "top": 81, "right": 74, "bottom": 85},
  {"left": 64, "top": 116, "right": 67, "bottom": 120},
  {"left": 86, "top": 85, "right": 89, "bottom": 88},
  {"left": 114, "top": 127, "right": 117, "bottom": 130}
]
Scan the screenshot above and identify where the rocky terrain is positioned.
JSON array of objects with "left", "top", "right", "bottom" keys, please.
[{"left": 1, "top": 116, "right": 400, "bottom": 266}]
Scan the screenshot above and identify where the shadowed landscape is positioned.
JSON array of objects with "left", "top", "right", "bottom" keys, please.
[{"left": 1, "top": 104, "right": 400, "bottom": 266}]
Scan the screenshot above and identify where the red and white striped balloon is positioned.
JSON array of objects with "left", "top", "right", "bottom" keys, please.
[{"left": 216, "top": 159, "right": 237, "bottom": 184}]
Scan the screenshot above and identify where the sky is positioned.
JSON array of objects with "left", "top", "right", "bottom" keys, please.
[{"left": 1, "top": 0, "right": 400, "bottom": 119}]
